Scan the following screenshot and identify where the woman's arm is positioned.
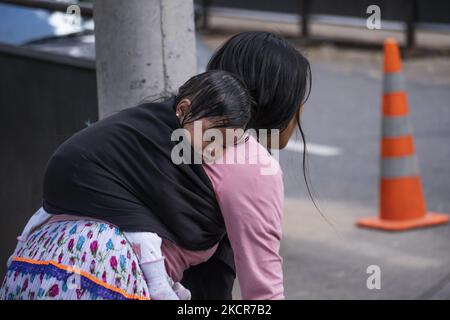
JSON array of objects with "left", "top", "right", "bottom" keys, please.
[{"left": 204, "top": 149, "right": 284, "bottom": 300}]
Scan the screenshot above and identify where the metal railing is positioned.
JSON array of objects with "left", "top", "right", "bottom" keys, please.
[{"left": 196, "top": 0, "right": 450, "bottom": 49}]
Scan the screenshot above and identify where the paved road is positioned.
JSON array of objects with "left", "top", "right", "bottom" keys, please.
[
  {"left": 199, "top": 34, "right": 450, "bottom": 299},
  {"left": 281, "top": 48, "right": 450, "bottom": 209},
  {"left": 279, "top": 51, "right": 450, "bottom": 299}
]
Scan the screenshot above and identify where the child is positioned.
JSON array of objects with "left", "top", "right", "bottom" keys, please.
[{"left": 6, "top": 70, "right": 254, "bottom": 300}]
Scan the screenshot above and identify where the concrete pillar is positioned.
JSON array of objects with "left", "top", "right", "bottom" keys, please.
[{"left": 94, "top": 0, "right": 197, "bottom": 119}]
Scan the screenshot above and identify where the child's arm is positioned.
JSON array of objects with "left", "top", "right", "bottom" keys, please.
[{"left": 124, "top": 232, "right": 190, "bottom": 300}]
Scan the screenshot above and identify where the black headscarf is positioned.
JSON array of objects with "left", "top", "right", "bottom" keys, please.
[{"left": 43, "top": 98, "right": 225, "bottom": 251}]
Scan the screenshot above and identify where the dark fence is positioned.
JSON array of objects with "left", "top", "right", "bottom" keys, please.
[
  {"left": 3, "top": 0, "right": 450, "bottom": 49},
  {"left": 197, "top": 0, "right": 450, "bottom": 47},
  {"left": 0, "top": 44, "right": 97, "bottom": 278},
  {"left": 200, "top": 0, "right": 450, "bottom": 22}
]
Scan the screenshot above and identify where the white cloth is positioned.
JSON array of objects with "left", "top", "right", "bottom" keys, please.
[
  {"left": 17, "top": 207, "right": 52, "bottom": 242},
  {"left": 7, "top": 207, "right": 51, "bottom": 268},
  {"left": 8, "top": 207, "right": 190, "bottom": 300},
  {"left": 123, "top": 231, "right": 163, "bottom": 263},
  {"left": 124, "top": 232, "right": 192, "bottom": 300}
]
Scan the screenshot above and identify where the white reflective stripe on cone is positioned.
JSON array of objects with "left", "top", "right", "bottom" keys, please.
[
  {"left": 382, "top": 116, "right": 412, "bottom": 138},
  {"left": 383, "top": 72, "right": 405, "bottom": 93},
  {"left": 381, "top": 155, "right": 420, "bottom": 178}
]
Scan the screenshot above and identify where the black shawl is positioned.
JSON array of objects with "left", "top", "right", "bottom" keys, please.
[{"left": 43, "top": 98, "right": 225, "bottom": 251}]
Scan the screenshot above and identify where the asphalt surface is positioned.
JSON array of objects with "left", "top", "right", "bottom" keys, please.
[
  {"left": 199, "top": 33, "right": 450, "bottom": 299},
  {"left": 279, "top": 49, "right": 450, "bottom": 299}
]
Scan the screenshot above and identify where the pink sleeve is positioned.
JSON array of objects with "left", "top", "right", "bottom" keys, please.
[{"left": 204, "top": 155, "right": 285, "bottom": 300}]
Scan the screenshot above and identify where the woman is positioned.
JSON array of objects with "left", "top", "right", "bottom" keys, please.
[
  {"left": 0, "top": 70, "right": 254, "bottom": 300},
  {"left": 182, "top": 31, "right": 311, "bottom": 300},
  {"left": 2, "top": 31, "right": 312, "bottom": 300}
]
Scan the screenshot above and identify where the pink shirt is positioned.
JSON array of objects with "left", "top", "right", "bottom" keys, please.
[
  {"left": 162, "top": 239, "right": 218, "bottom": 282},
  {"left": 203, "top": 135, "right": 285, "bottom": 300},
  {"left": 163, "top": 135, "right": 285, "bottom": 299}
]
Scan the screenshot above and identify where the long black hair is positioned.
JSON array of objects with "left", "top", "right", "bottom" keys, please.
[
  {"left": 207, "top": 32, "right": 329, "bottom": 224},
  {"left": 174, "top": 70, "right": 254, "bottom": 130},
  {"left": 207, "top": 31, "right": 311, "bottom": 132}
]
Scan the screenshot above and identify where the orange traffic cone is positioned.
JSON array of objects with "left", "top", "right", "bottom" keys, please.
[{"left": 356, "top": 38, "right": 449, "bottom": 231}]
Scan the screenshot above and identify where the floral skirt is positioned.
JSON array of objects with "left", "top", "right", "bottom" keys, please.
[{"left": 0, "top": 220, "right": 150, "bottom": 300}]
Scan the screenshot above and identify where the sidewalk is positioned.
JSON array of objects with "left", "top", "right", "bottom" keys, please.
[{"left": 280, "top": 199, "right": 450, "bottom": 299}]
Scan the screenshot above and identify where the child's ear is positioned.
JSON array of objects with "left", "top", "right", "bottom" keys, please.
[{"left": 175, "top": 98, "right": 191, "bottom": 121}]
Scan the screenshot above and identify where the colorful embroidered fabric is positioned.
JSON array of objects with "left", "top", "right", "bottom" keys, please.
[{"left": 0, "top": 220, "right": 150, "bottom": 300}]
